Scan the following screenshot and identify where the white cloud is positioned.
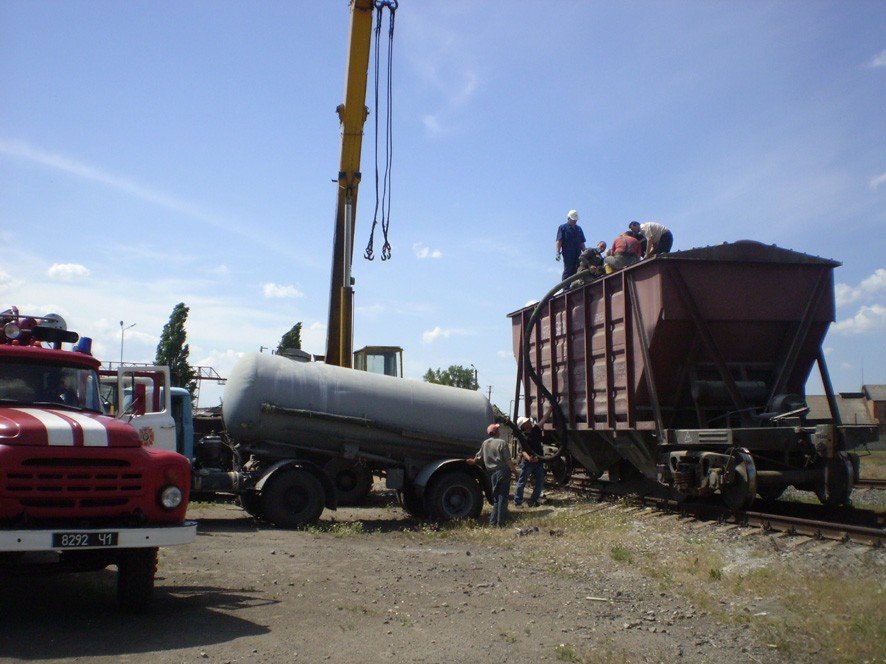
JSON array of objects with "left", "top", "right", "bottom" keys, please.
[
  {"left": 422, "top": 115, "right": 443, "bottom": 136},
  {"left": 421, "top": 325, "right": 472, "bottom": 344},
  {"left": 869, "top": 49, "right": 886, "bottom": 67},
  {"left": 835, "top": 268, "right": 886, "bottom": 307},
  {"left": 0, "top": 269, "right": 24, "bottom": 292},
  {"left": 47, "top": 263, "right": 91, "bottom": 281},
  {"left": 870, "top": 172, "right": 886, "bottom": 190},
  {"left": 832, "top": 304, "right": 886, "bottom": 335},
  {"left": 496, "top": 350, "right": 511, "bottom": 359},
  {"left": 413, "top": 242, "right": 442, "bottom": 259},
  {"left": 262, "top": 283, "right": 304, "bottom": 299}
]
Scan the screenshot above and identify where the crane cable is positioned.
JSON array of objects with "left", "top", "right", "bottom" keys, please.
[{"left": 364, "top": 0, "right": 397, "bottom": 261}]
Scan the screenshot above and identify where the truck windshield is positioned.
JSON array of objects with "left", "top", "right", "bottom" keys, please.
[{"left": 0, "top": 362, "right": 103, "bottom": 412}]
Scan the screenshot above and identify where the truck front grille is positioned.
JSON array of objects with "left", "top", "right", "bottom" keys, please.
[{"left": 1, "top": 456, "right": 146, "bottom": 516}]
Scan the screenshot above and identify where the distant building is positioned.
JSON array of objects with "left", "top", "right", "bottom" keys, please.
[
  {"left": 806, "top": 385, "right": 884, "bottom": 444},
  {"left": 862, "top": 385, "right": 886, "bottom": 440}
]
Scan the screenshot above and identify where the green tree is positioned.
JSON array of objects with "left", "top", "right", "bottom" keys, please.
[
  {"left": 277, "top": 322, "right": 302, "bottom": 353},
  {"left": 422, "top": 364, "right": 479, "bottom": 390},
  {"left": 154, "top": 302, "right": 196, "bottom": 396}
]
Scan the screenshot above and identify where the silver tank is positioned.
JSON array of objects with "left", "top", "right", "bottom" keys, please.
[{"left": 223, "top": 353, "right": 493, "bottom": 463}]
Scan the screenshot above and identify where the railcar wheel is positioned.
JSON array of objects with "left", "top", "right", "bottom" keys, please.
[
  {"left": 815, "top": 452, "right": 854, "bottom": 507},
  {"left": 426, "top": 471, "right": 483, "bottom": 521},
  {"left": 261, "top": 468, "right": 325, "bottom": 528},
  {"left": 721, "top": 450, "right": 757, "bottom": 511},
  {"left": 324, "top": 458, "right": 373, "bottom": 506},
  {"left": 756, "top": 486, "right": 786, "bottom": 502}
]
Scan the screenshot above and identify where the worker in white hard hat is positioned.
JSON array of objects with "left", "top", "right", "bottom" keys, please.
[
  {"left": 555, "top": 210, "right": 586, "bottom": 282},
  {"left": 514, "top": 412, "right": 549, "bottom": 507}
]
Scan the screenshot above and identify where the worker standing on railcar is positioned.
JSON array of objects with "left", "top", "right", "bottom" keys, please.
[
  {"left": 467, "top": 424, "right": 518, "bottom": 527},
  {"left": 514, "top": 415, "right": 547, "bottom": 508},
  {"left": 555, "top": 209, "right": 586, "bottom": 281}
]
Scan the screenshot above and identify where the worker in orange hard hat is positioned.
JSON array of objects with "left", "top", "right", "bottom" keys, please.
[{"left": 467, "top": 422, "right": 518, "bottom": 526}]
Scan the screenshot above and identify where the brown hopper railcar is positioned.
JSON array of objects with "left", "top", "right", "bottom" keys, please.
[{"left": 510, "top": 241, "right": 877, "bottom": 509}]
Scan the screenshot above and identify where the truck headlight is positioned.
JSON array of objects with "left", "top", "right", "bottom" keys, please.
[{"left": 160, "top": 485, "right": 184, "bottom": 509}]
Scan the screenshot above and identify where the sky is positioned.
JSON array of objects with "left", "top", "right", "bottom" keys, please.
[{"left": 1, "top": 1, "right": 884, "bottom": 413}]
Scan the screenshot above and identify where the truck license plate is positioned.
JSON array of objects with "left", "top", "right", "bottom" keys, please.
[{"left": 52, "top": 531, "right": 119, "bottom": 548}]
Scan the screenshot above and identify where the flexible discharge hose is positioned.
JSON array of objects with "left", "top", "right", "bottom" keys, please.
[{"left": 516, "top": 269, "right": 594, "bottom": 462}]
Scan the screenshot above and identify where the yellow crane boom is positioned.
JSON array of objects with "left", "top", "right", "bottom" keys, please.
[{"left": 324, "top": 0, "right": 375, "bottom": 368}]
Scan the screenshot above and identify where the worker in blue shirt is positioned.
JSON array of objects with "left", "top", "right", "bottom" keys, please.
[{"left": 555, "top": 209, "right": 586, "bottom": 281}]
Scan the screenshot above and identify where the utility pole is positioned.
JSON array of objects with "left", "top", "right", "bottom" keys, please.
[{"left": 119, "top": 321, "right": 136, "bottom": 366}]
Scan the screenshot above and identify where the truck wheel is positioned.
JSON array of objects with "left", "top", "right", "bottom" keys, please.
[
  {"left": 324, "top": 458, "right": 373, "bottom": 506},
  {"left": 239, "top": 491, "right": 265, "bottom": 520},
  {"left": 261, "top": 468, "right": 325, "bottom": 528},
  {"left": 398, "top": 483, "right": 427, "bottom": 519},
  {"left": 426, "top": 470, "right": 482, "bottom": 522},
  {"left": 117, "top": 547, "right": 158, "bottom": 613}
]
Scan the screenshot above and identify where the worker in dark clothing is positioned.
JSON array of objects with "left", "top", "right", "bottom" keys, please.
[
  {"left": 555, "top": 209, "right": 586, "bottom": 281},
  {"left": 466, "top": 423, "right": 518, "bottom": 526},
  {"left": 627, "top": 221, "right": 647, "bottom": 256},
  {"left": 579, "top": 241, "right": 607, "bottom": 276},
  {"left": 514, "top": 414, "right": 548, "bottom": 507}
]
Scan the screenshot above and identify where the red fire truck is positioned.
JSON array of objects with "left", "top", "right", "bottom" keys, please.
[{"left": 0, "top": 308, "right": 195, "bottom": 611}]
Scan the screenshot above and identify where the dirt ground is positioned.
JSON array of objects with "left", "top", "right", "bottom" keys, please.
[{"left": 1, "top": 487, "right": 882, "bottom": 664}]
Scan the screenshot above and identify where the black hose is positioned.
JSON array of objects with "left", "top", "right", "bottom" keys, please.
[{"left": 519, "top": 269, "right": 593, "bottom": 461}]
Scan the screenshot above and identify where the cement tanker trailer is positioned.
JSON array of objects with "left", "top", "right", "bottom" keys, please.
[{"left": 192, "top": 353, "right": 495, "bottom": 526}]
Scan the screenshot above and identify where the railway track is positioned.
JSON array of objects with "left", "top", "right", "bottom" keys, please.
[
  {"left": 854, "top": 477, "right": 886, "bottom": 490},
  {"left": 564, "top": 474, "right": 885, "bottom": 548}
]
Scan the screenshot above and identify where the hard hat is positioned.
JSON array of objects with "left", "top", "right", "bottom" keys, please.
[
  {"left": 567, "top": 210, "right": 579, "bottom": 221},
  {"left": 516, "top": 416, "right": 531, "bottom": 428},
  {"left": 487, "top": 423, "right": 501, "bottom": 436}
]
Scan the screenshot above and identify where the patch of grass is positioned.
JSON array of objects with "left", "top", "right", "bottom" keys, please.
[
  {"left": 499, "top": 631, "right": 517, "bottom": 643},
  {"left": 858, "top": 449, "right": 886, "bottom": 480},
  {"left": 610, "top": 545, "right": 632, "bottom": 563},
  {"left": 307, "top": 521, "right": 365, "bottom": 537},
  {"left": 708, "top": 567, "right": 723, "bottom": 581},
  {"left": 554, "top": 644, "right": 583, "bottom": 663}
]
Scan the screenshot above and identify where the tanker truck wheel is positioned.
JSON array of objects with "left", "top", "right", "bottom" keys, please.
[
  {"left": 426, "top": 470, "right": 483, "bottom": 522},
  {"left": 261, "top": 468, "right": 325, "bottom": 528},
  {"left": 398, "top": 483, "right": 427, "bottom": 519},
  {"left": 238, "top": 491, "right": 265, "bottom": 520},
  {"left": 117, "top": 547, "right": 158, "bottom": 613},
  {"left": 324, "top": 458, "right": 373, "bottom": 506}
]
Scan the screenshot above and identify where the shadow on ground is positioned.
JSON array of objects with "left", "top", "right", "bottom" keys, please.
[{"left": 0, "top": 572, "right": 272, "bottom": 660}]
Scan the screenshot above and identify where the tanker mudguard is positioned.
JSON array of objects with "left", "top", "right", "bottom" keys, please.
[
  {"left": 255, "top": 459, "right": 337, "bottom": 510},
  {"left": 413, "top": 459, "right": 494, "bottom": 504}
]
